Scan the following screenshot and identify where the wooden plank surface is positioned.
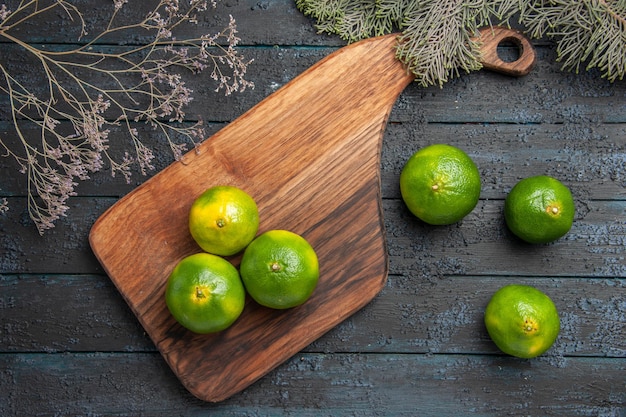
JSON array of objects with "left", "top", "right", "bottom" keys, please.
[
  {"left": 1, "top": 353, "right": 624, "bottom": 416},
  {"left": 3, "top": 122, "right": 626, "bottom": 200},
  {"left": 1, "top": 45, "right": 624, "bottom": 125},
  {"left": 2, "top": 197, "right": 624, "bottom": 278},
  {"left": 2, "top": 274, "right": 624, "bottom": 357},
  {"left": 0, "top": 0, "right": 624, "bottom": 414}
]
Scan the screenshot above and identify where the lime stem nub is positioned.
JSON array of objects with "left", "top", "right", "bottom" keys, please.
[
  {"left": 270, "top": 262, "right": 281, "bottom": 272},
  {"left": 547, "top": 205, "right": 559, "bottom": 215},
  {"left": 523, "top": 318, "right": 537, "bottom": 333}
]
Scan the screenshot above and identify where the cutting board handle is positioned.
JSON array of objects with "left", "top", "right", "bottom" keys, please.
[{"left": 475, "top": 26, "right": 536, "bottom": 77}]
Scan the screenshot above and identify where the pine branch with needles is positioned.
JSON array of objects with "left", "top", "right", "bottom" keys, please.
[{"left": 297, "top": 0, "right": 626, "bottom": 85}]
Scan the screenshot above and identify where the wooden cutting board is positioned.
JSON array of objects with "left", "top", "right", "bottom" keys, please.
[{"left": 89, "top": 28, "right": 535, "bottom": 402}]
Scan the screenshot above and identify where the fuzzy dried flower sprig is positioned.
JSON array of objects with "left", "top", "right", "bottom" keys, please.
[
  {"left": 0, "top": 0, "right": 254, "bottom": 234},
  {"left": 0, "top": 196, "right": 8, "bottom": 214}
]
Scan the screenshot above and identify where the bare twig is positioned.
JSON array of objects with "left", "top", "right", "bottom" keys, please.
[{"left": 0, "top": 0, "right": 254, "bottom": 234}]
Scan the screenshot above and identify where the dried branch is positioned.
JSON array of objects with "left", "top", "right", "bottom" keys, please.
[{"left": 0, "top": 0, "right": 254, "bottom": 234}]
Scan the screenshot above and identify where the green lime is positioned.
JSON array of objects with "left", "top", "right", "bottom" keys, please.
[
  {"left": 504, "top": 175, "right": 574, "bottom": 244},
  {"left": 165, "top": 253, "right": 246, "bottom": 334},
  {"left": 239, "top": 230, "right": 319, "bottom": 309},
  {"left": 189, "top": 185, "right": 259, "bottom": 256},
  {"left": 400, "top": 144, "right": 481, "bottom": 225},
  {"left": 484, "top": 284, "right": 560, "bottom": 358}
]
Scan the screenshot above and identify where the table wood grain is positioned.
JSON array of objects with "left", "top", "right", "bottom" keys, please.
[{"left": 1, "top": 1, "right": 624, "bottom": 415}]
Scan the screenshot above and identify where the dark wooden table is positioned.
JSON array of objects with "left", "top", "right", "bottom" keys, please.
[{"left": 1, "top": 1, "right": 625, "bottom": 415}]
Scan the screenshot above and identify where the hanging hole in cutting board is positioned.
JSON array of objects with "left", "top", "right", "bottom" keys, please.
[
  {"left": 476, "top": 27, "right": 536, "bottom": 77},
  {"left": 497, "top": 37, "right": 523, "bottom": 63}
]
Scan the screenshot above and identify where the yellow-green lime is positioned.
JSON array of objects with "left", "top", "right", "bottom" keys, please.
[
  {"left": 240, "top": 230, "right": 319, "bottom": 309},
  {"left": 504, "top": 175, "right": 574, "bottom": 244},
  {"left": 189, "top": 185, "right": 259, "bottom": 256},
  {"left": 165, "top": 253, "right": 245, "bottom": 334},
  {"left": 484, "top": 284, "right": 560, "bottom": 358},
  {"left": 400, "top": 144, "right": 481, "bottom": 225}
]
